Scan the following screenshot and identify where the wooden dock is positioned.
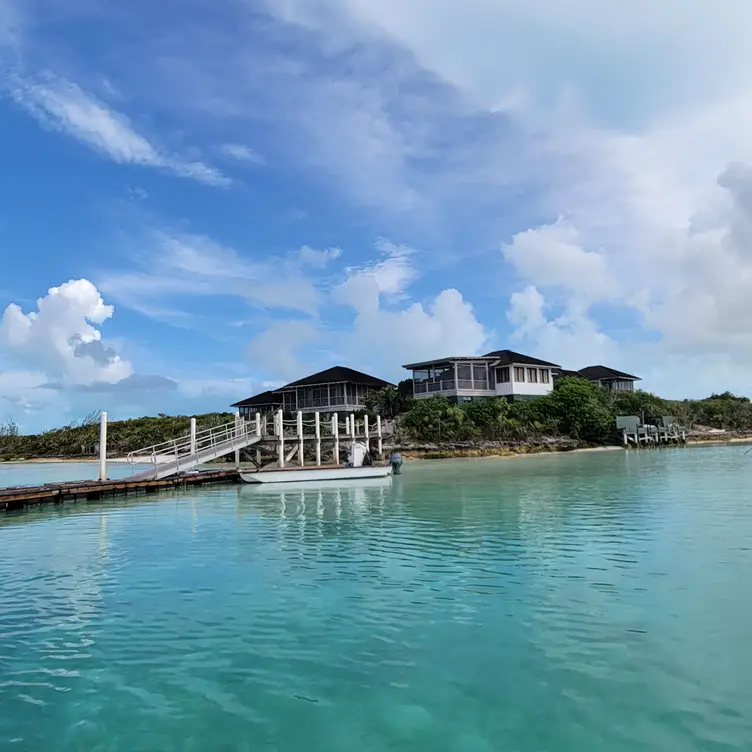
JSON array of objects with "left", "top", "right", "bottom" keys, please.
[{"left": 0, "top": 468, "right": 240, "bottom": 513}]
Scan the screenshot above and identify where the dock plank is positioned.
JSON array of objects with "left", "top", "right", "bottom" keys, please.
[{"left": 0, "top": 469, "right": 240, "bottom": 512}]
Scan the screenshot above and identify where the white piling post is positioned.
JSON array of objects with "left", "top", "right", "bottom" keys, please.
[
  {"left": 255, "top": 412, "right": 262, "bottom": 466},
  {"left": 277, "top": 409, "right": 285, "bottom": 468},
  {"left": 99, "top": 411, "right": 108, "bottom": 481},
  {"left": 190, "top": 417, "right": 197, "bottom": 456},
  {"left": 332, "top": 413, "right": 340, "bottom": 465},
  {"left": 350, "top": 413, "right": 356, "bottom": 459},
  {"left": 364, "top": 414, "right": 370, "bottom": 454},
  {"left": 377, "top": 415, "right": 383, "bottom": 456},
  {"left": 315, "top": 412, "right": 322, "bottom": 466},
  {"left": 234, "top": 411, "right": 241, "bottom": 467},
  {"left": 297, "top": 411, "right": 304, "bottom": 467}
]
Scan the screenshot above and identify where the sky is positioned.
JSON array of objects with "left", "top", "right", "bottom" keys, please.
[{"left": 2, "top": 0, "right": 752, "bottom": 432}]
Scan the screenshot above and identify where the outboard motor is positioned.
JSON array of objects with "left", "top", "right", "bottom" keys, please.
[{"left": 389, "top": 452, "right": 403, "bottom": 475}]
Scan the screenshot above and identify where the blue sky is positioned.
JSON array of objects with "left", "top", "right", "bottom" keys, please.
[{"left": 2, "top": 0, "right": 752, "bottom": 432}]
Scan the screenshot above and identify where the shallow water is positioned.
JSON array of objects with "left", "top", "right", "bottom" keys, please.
[
  {"left": 0, "top": 460, "right": 137, "bottom": 487},
  {"left": 1, "top": 448, "right": 751, "bottom": 750}
]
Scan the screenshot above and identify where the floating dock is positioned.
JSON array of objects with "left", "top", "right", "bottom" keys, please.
[{"left": 0, "top": 468, "right": 240, "bottom": 513}]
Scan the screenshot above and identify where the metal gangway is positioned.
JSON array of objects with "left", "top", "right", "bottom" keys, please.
[{"left": 127, "top": 419, "right": 262, "bottom": 480}]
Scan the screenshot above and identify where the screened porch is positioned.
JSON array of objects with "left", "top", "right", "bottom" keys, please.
[{"left": 411, "top": 361, "right": 494, "bottom": 395}]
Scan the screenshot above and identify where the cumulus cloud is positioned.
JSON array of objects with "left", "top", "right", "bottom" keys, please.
[
  {"left": 503, "top": 220, "right": 615, "bottom": 302},
  {"left": 0, "top": 279, "right": 133, "bottom": 386},
  {"left": 334, "top": 247, "right": 489, "bottom": 372},
  {"left": 507, "top": 286, "right": 618, "bottom": 369}
]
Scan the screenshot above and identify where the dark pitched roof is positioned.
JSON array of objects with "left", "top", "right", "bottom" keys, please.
[
  {"left": 279, "top": 366, "right": 393, "bottom": 390},
  {"left": 402, "top": 350, "right": 561, "bottom": 370},
  {"left": 578, "top": 365, "right": 641, "bottom": 382},
  {"left": 402, "top": 357, "right": 476, "bottom": 369},
  {"left": 484, "top": 349, "right": 560, "bottom": 368},
  {"left": 554, "top": 369, "right": 583, "bottom": 379},
  {"left": 230, "top": 390, "right": 283, "bottom": 408}
]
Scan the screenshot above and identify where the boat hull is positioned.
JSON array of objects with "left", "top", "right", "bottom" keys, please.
[{"left": 240, "top": 466, "right": 391, "bottom": 484}]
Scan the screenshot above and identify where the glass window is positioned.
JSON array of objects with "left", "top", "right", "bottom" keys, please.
[
  {"left": 413, "top": 369, "right": 430, "bottom": 384},
  {"left": 514, "top": 367, "right": 525, "bottom": 382},
  {"left": 527, "top": 368, "right": 538, "bottom": 383},
  {"left": 539, "top": 369, "right": 550, "bottom": 383},
  {"left": 283, "top": 391, "right": 296, "bottom": 411},
  {"left": 496, "top": 367, "right": 510, "bottom": 383}
]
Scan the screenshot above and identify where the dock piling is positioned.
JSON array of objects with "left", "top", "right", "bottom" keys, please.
[
  {"left": 332, "top": 413, "right": 340, "bottom": 465},
  {"left": 297, "top": 411, "right": 304, "bottom": 467},
  {"left": 364, "top": 414, "right": 370, "bottom": 454},
  {"left": 277, "top": 410, "right": 285, "bottom": 468},
  {"left": 99, "top": 411, "right": 108, "bottom": 481},
  {"left": 377, "top": 415, "right": 383, "bottom": 456},
  {"left": 255, "top": 413, "right": 262, "bottom": 466},
  {"left": 190, "top": 417, "right": 197, "bottom": 456},
  {"left": 315, "top": 412, "right": 321, "bottom": 466}
]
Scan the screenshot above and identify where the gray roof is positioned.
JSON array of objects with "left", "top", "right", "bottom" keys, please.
[
  {"left": 230, "top": 390, "right": 283, "bottom": 408},
  {"left": 403, "top": 349, "right": 560, "bottom": 370},
  {"left": 484, "top": 350, "right": 561, "bottom": 368},
  {"left": 278, "top": 366, "right": 393, "bottom": 390},
  {"left": 578, "top": 365, "right": 641, "bottom": 381}
]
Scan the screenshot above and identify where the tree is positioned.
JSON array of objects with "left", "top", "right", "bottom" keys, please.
[
  {"left": 364, "top": 383, "right": 412, "bottom": 418},
  {"left": 0, "top": 419, "right": 19, "bottom": 437},
  {"left": 401, "top": 396, "right": 469, "bottom": 442},
  {"left": 544, "top": 377, "right": 615, "bottom": 443},
  {"left": 610, "top": 389, "right": 670, "bottom": 423}
]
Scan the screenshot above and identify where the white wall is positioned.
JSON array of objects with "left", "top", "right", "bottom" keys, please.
[{"left": 494, "top": 366, "right": 554, "bottom": 398}]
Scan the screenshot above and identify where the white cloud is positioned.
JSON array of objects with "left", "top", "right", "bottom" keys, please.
[
  {"left": 503, "top": 220, "right": 615, "bottom": 302},
  {"left": 98, "top": 231, "right": 323, "bottom": 323},
  {"left": 0, "top": 279, "right": 133, "bottom": 386},
  {"left": 246, "top": 321, "right": 319, "bottom": 381},
  {"left": 333, "top": 247, "right": 488, "bottom": 374},
  {"left": 335, "top": 240, "right": 418, "bottom": 311},
  {"left": 507, "top": 285, "right": 618, "bottom": 369},
  {"left": 286, "top": 0, "right": 752, "bottom": 118},
  {"left": 298, "top": 245, "right": 342, "bottom": 268},
  {"left": 0, "top": 369, "right": 58, "bottom": 418},
  {"left": 9, "top": 73, "right": 229, "bottom": 186},
  {"left": 219, "top": 143, "right": 265, "bottom": 164}
]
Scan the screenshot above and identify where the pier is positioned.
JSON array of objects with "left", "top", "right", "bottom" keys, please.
[
  {"left": 617, "top": 415, "right": 686, "bottom": 447},
  {"left": 0, "top": 468, "right": 240, "bottom": 513},
  {"left": 1, "top": 410, "right": 394, "bottom": 512},
  {"left": 125, "top": 411, "right": 392, "bottom": 480}
]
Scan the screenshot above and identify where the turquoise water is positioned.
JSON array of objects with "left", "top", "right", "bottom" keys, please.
[
  {"left": 0, "top": 460, "right": 138, "bottom": 487},
  {"left": 1, "top": 448, "right": 751, "bottom": 750}
]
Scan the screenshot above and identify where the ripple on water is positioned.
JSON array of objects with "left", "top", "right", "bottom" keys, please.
[{"left": 1, "top": 450, "right": 752, "bottom": 750}]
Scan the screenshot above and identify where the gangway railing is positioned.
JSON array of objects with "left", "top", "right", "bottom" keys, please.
[{"left": 126, "top": 419, "right": 262, "bottom": 480}]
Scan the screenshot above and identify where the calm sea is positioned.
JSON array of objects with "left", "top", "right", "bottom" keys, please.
[{"left": 1, "top": 448, "right": 751, "bottom": 751}]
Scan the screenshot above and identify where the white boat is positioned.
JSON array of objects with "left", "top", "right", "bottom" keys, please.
[
  {"left": 240, "top": 465, "right": 391, "bottom": 484},
  {"left": 240, "top": 441, "right": 393, "bottom": 484}
]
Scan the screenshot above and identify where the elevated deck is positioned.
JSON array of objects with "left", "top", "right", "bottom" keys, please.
[{"left": 0, "top": 468, "right": 240, "bottom": 513}]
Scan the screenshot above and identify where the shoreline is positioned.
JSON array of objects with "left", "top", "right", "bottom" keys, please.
[{"left": 3, "top": 435, "right": 752, "bottom": 467}]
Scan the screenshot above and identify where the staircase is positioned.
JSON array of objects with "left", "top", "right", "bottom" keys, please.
[{"left": 126, "top": 419, "right": 262, "bottom": 480}]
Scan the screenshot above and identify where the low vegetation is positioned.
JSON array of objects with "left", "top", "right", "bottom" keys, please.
[
  {"left": 367, "top": 378, "right": 752, "bottom": 445},
  {"left": 0, "top": 412, "right": 233, "bottom": 460},
  {"left": 2, "top": 379, "right": 752, "bottom": 460}
]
